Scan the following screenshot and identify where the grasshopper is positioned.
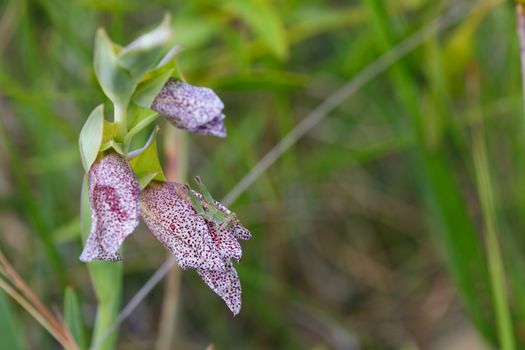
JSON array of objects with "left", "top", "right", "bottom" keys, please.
[{"left": 186, "top": 176, "right": 239, "bottom": 230}]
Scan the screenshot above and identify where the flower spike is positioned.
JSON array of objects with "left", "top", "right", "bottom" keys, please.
[{"left": 79, "top": 15, "right": 251, "bottom": 316}]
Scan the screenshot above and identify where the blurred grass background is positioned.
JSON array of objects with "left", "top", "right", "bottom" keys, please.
[{"left": 0, "top": 0, "right": 524, "bottom": 349}]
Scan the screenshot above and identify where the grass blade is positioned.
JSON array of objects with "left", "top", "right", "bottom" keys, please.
[
  {"left": 65, "top": 287, "right": 87, "bottom": 350},
  {"left": 363, "top": 0, "right": 497, "bottom": 340},
  {"left": 472, "top": 126, "right": 516, "bottom": 349},
  {"left": 0, "top": 289, "right": 24, "bottom": 350}
]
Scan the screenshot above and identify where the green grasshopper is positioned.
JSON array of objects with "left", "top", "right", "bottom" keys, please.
[{"left": 186, "top": 176, "right": 239, "bottom": 230}]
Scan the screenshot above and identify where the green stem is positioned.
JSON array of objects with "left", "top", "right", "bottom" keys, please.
[
  {"left": 473, "top": 129, "right": 516, "bottom": 350},
  {"left": 114, "top": 103, "right": 127, "bottom": 141}
]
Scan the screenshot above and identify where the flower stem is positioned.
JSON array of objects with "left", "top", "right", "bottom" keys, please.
[
  {"left": 80, "top": 175, "right": 122, "bottom": 350},
  {"left": 114, "top": 103, "right": 127, "bottom": 141}
]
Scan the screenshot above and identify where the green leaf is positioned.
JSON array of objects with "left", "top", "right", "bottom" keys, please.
[
  {"left": 129, "top": 135, "right": 165, "bottom": 186},
  {"left": 99, "top": 140, "right": 124, "bottom": 155},
  {"left": 442, "top": 1, "right": 493, "bottom": 92},
  {"left": 79, "top": 105, "right": 104, "bottom": 172},
  {"left": 121, "top": 14, "right": 172, "bottom": 53},
  {"left": 132, "top": 68, "right": 174, "bottom": 109},
  {"left": 124, "top": 111, "right": 159, "bottom": 147},
  {"left": 0, "top": 290, "right": 24, "bottom": 350},
  {"left": 93, "top": 29, "right": 135, "bottom": 105},
  {"left": 102, "top": 120, "right": 119, "bottom": 144},
  {"left": 137, "top": 172, "right": 158, "bottom": 190},
  {"left": 118, "top": 50, "right": 163, "bottom": 82},
  {"left": 64, "top": 287, "right": 87, "bottom": 350},
  {"left": 225, "top": 0, "right": 288, "bottom": 59},
  {"left": 53, "top": 216, "right": 81, "bottom": 244},
  {"left": 156, "top": 45, "right": 182, "bottom": 69},
  {"left": 117, "top": 14, "right": 173, "bottom": 80}
]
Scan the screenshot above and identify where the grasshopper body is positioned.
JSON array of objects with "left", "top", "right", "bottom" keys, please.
[{"left": 185, "top": 176, "right": 239, "bottom": 230}]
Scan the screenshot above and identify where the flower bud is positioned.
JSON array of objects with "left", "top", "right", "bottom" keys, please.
[{"left": 151, "top": 78, "right": 227, "bottom": 137}]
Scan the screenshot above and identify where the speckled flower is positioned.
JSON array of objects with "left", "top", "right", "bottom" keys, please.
[
  {"left": 151, "top": 78, "right": 226, "bottom": 138},
  {"left": 139, "top": 181, "right": 251, "bottom": 315},
  {"left": 80, "top": 153, "right": 140, "bottom": 262},
  {"left": 79, "top": 157, "right": 250, "bottom": 314}
]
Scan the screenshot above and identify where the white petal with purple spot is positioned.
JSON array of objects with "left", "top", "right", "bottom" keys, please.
[
  {"left": 140, "top": 182, "right": 225, "bottom": 271},
  {"left": 80, "top": 153, "right": 140, "bottom": 262},
  {"left": 197, "top": 261, "right": 242, "bottom": 316}
]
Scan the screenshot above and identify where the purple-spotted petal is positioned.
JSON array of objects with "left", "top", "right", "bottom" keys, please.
[
  {"left": 80, "top": 153, "right": 140, "bottom": 262},
  {"left": 205, "top": 221, "right": 242, "bottom": 261},
  {"left": 140, "top": 180, "right": 251, "bottom": 314},
  {"left": 197, "top": 261, "right": 242, "bottom": 315},
  {"left": 139, "top": 182, "right": 225, "bottom": 271},
  {"left": 232, "top": 225, "right": 252, "bottom": 241},
  {"left": 191, "top": 114, "right": 226, "bottom": 138},
  {"left": 189, "top": 190, "right": 244, "bottom": 261},
  {"left": 151, "top": 78, "right": 226, "bottom": 137}
]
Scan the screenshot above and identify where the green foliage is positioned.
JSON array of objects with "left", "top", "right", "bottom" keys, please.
[
  {"left": 132, "top": 69, "right": 175, "bottom": 109},
  {"left": 0, "top": 290, "right": 24, "bottom": 350},
  {"left": 64, "top": 287, "right": 87, "bottom": 350},
  {"left": 224, "top": 0, "right": 289, "bottom": 59},
  {"left": 129, "top": 129, "right": 166, "bottom": 188},
  {"left": 117, "top": 14, "right": 174, "bottom": 80},
  {"left": 79, "top": 105, "right": 105, "bottom": 171},
  {"left": 93, "top": 29, "right": 136, "bottom": 107},
  {"left": 1, "top": 0, "right": 525, "bottom": 349}
]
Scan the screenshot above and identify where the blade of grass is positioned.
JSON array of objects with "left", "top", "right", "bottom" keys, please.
[
  {"left": 65, "top": 287, "right": 87, "bottom": 350},
  {"left": 472, "top": 126, "right": 516, "bottom": 349},
  {"left": 363, "top": 0, "right": 501, "bottom": 340},
  {"left": 222, "top": 2, "right": 472, "bottom": 206},
  {"left": 0, "top": 250, "right": 65, "bottom": 334},
  {"left": 516, "top": 2, "right": 525, "bottom": 115},
  {"left": 0, "top": 253, "right": 78, "bottom": 349},
  {"left": 0, "top": 119, "right": 66, "bottom": 284},
  {"left": 0, "top": 289, "right": 24, "bottom": 350},
  {"left": 0, "top": 277, "right": 72, "bottom": 348}
]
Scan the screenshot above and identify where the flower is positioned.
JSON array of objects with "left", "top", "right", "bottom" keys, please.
[
  {"left": 80, "top": 154, "right": 251, "bottom": 314},
  {"left": 80, "top": 153, "right": 140, "bottom": 262},
  {"left": 151, "top": 78, "right": 226, "bottom": 138},
  {"left": 140, "top": 182, "right": 251, "bottom": 315}
]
